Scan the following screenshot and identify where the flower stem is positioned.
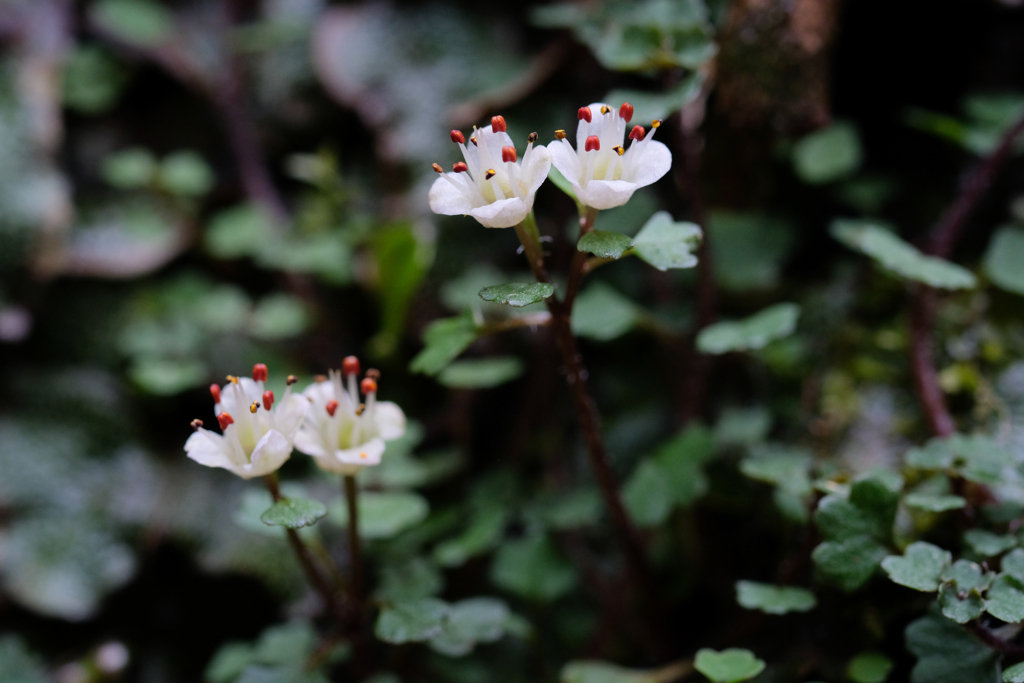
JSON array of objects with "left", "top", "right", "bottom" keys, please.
[
  {"left": 262, "top": 474, "right": 347, "bottom": 625},
  {"left": 564, "top": 206, "right": 599, "bottom": 310},
  {"left": 343, "top": 474, "right": 363, "bottom": 602}
]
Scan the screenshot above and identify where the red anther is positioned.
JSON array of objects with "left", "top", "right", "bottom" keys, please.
[
  {"left": 502, "top": 146, "right": 518, "bottom": 163},
  {"left": 629, "top": 125, "right": 646, "bottom": 142},
  {"left": 190, "top": 419, "right": 203, "bottom": 431},
  {"left": 453, "top": 162, "right": 468, "bottom": 173},
  {"left": 451, "top": 129, "right": 465, "bottom": 144},
  {"left": 491, "top": 115, "right": 507, "bottom": 133},
  {"left": 210, "top": 384, "right": 222, "bottom": 403},
  {"left": 585, "top": 135, "right": 601, "bottom": 152},
  {"left": 361, "top": 377, "right": 378, "bottom": 394},
  {"left": 342, "top": 356, "right": 360, "bottom": 376},
  {"left": 217, "top": 412, "right": 234, "bottom": 430},
  {"left": 432, "top": 163, "right": 443, "bottom": 173},
  {"left": 620, "top": 102, "right": 634, "bottom": 122},
  {"left": 325, "top": 399, "right": 339, "bottom": 417},
  {"left": 578, "top": 106, "right": 592, "bottom": 123},
  {"left": 252, "top": 363, "right": 268, "bottom": 382},
  {"left": 263, "top": 390, "right": 275, "bottom": 410}
]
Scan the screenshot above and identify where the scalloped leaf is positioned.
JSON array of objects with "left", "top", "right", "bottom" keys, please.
[
  {"left": 697, "top": 303, "right": 800, "bottom": 354},
  {"left": 694, "top": 648, "right": 765, "bottom": 683},
  {"left": 632, "top": 212, "right": 701, "bottom": 271},
  {"left": 577, "top": 230, "right": 633, "bottom": 259},
  {"left": 479, "top": 283, "right": 555, "bottom": 307},
  {"left": 735, "top": 581, "right": 816, "bottom": 615},
  {"left": 375, "top": 598, "right": 449, "bottom": 644},
  {"left": 260, "top": 497, "right": 327, "bottom": 529},
  {"left": 881, "top": 542, "right": 951, "bottom": 592}
]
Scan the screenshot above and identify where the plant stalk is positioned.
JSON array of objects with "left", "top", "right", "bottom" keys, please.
[{"left": 343, "top": 474, "right": 363, "bottom": 602}]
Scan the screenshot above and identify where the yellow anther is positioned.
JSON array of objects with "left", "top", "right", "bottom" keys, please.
[
  {"left": 554, "top": 130, "right": 566, "bottom": 140},
  {"left": 484, "top": 169, "right": 496, "bottom": 180},
  {"left": 600, "top": 105, "right": 610, "bottom": 114},
  {"left": 652, "top": 119, "right": 662, "bottom": 128},
  {"left": 470, "top": 136, "right": 478, "bottom": 147},
  {"left": 250, "top": 402, "right": 259, "bottom": 414},
  {"left": 613, "top": 145, "right": 625, "bottom": 156},
  {"left": 226, "top": 375, "right": 239, "bottom": 384}
]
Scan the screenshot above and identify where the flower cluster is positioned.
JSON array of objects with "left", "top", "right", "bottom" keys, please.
[
  {"left": 429, "top": 103, "right": 672, "bottom": 226},
  {"left": 185, "top": 358, "right": 406, "bottom": 479}
]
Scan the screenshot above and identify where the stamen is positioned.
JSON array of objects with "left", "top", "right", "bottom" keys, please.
[
  {"left": 366, "top": 369, "right": 381, "bottom": 380},
  {"left": 190, "top": 419, "right": 203, "bottom": 431},
  {"left": 286, "top": 375, "right": 298, "bottom": 385},
  {"left": 356, "top": 404, "right": 365, "bottom": 416},
  {"left": 361, "top": 377, "right": 378, "bottom": 394},
  {"left": 314, "top": 374, "right": 327, "bottom": 383},
  {"left": 263, "top": 391, "right": 274, "bottom": 410},
  {"left": 600, "top": 105, "right": 610, "bottom": 115},
  {"left": 217, "top": 412, "right": 234, "bottom": 430},
  {"left": 210, "top": 384, "right": 221, "bottom": 403},
  {"left": 585, "top": 135, "right": 600, "bottom": 152},
  {"left": 470, "top": 136, "right": 478, "bottom": 147},
  {"left": 250, "top": 402, "right": 259, "bottom": 414},
  {"left": 432, "top": 163, "right": 443, "bottom": 174},
  {"left": 613, "top": 145, "right": 625, "bottom": 156},
  {"left": 578, "top": 106, "right": 592, "bottom": 123},
  {"left": 451, "top": 129, "right": 465, "bottom": 144},
  {"left": 528, "top": 132, "right": 538, "bottom": 143},
  {"left": 325, "top": 399, "right": 339, "bottom": 417},
  {"left": 620, "top": 102, "right": 634, "bottom": 122},
  {"left": 485, "top": 169, "right": 496, "bottom": 180},
  {"left": 453, "top": 161, "right": 468, "bottom": 173},
  {"left": 502, "top": 146, "right": 518, "bottom": 163},
  {"left": 555, "top": 130, "right": 566, "bottom": 140},
  {"left": 629, "top": 125, "right": 646, "bottom": 141},
  {"left": 226, "top": 375, "right": 239, "bottom": 384},
  {"left": 652, "top": 119, "right": 662, "bottom": 129},
  {"left": 343, "top": 356, "right": 360, "bottom": 376},
  {"left": 252, "top": 363, "right": 268, "bottom": 382},
  {"left": 491, "top": 115, "right": 507, "bottom": 133}
]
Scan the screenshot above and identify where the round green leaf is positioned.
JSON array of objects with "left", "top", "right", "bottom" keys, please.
[
  {"left": 571, "top": 283, "right": 641, "bottom": 341},
  {"left": 938, "top": 582, "right": 985, "bottom": 624},
  {"left": 427, "top": 597, "right": 510, "bottom": 657},
  {"left": 986, "top": 575, "right": 1024, "bottom": 623},
  {"left": 847, "top": 652, "right": 893, "bottom": 683},
  {"left": 374, "top": 598, "right": 449, "bottom": 644},
  {"left": 101, "top": 148, "right": 157, "bottom": 189},
  {"left": 91, "top": 0, "right": 173, "bottom": 46},
  {"left": 1004, "top": 661, "right": 1024, "bottom": 683},
  {"left": 881, "top": 542, "right": 951, "bottom": 592},
  {"left": 735, "top": 581, "right": 816, "bottom": 615},
  {"left": 260, "top": 497, "right": 327, "bottom": 529},
  {"left": 632, "top": 211, "right": 702, "bottom": 271},
  {"left": 697, "top": 303, "right": 800, "bottom": 354},
  {"left": 964, "top": 529, "right": 1017, "bottom": 557},
  {"left": 984, "top": 224, "right": 1024, "bottom": 295},
  {"left": 577, "top": 230, "right": 633, "bottom": 259},
  {"left": 942, "top": 560, "right": 991, "bottom": 592},
  {"left": 158, "top": 151, "right": 215, "bottom": 197},
  {"left": 904, "top": 493, "right": 967, "bottom": 512},
  {"left": 490, "top": 534, "right": 577, "bottom": 602},
  {"left": 561, "top": 661, "right": 660, "bottom": 683},
  {"left": 792, "top": 122, "right": 863, "bottom": 184},
  {"left": 437, "top": 357, "right": 524, "bottom": 389},
  {"left": 1002, "top": 549, "right": 1024, "bottom": 582},
  {"left": 812, "top": 536, "right": 887, "bottom": 592},
  {"left": 330, "top": 491, "right": 429, "bottom": 539},
  {"left": 479, "top": 282, "right": 555, "bottom": 307},
  {"left": 410, "top": 313, "right": 480, "bottom": 376},
  {"left": 694, "top": 648, "right": 766, "bottom": 683}
]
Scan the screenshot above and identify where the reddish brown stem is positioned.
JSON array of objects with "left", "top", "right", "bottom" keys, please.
[
  {"left": 564, "top": 207, "right": 600, "bottom": 310},
  {"left": 909, "top": 112, "right": 1024, "bottom": 436},
  {"left": 343, "top": 475, "right": 363, "bottom": 603}
]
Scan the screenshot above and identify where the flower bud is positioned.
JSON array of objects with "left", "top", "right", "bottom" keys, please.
[
  {"left": 217, "top": 412, "right": 234, "bottom": 430},
  {"left": 619, "top": 102, "right": 634, "bottom": 122},
  {"left": 252, "top": 363, "right": 268, "bottom": 382},
  {"left": 491, "top": 115, "right": 507, "bottom": 133},
  {"left": 502, "top": 146, "right": 518, "bottom": 163},
  {"left": 343, "top": 356, "right": 360, "bottom": 376},
  {"left": 263, "top": 390, "right": 274, "bottom": 410},
  {"left": 451, "top": 129, "right": 465, "bottom": 144},
  {"left": 585, "top": 135, "right": 600, "bottom": 152},
  {"left": 578, "top": 106, "right": 592, "bottom": 123}
]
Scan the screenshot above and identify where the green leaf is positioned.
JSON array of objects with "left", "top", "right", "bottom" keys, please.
[
  {"left": 632, "top": 211, "right": 702, "bottom": 271},
  {"left": 376, "top": 557, "right": 444, "bottom": 602},
  {"left": 330, "top": 491, "right": 429, "bottom": 539},
  {"left": 437, "top": 357, "right": 525, "bottom": 389},
  {"left": 409, "top": 313, "right": 480, "bottom": 376},
  {"left": 577, "top": 230, "right": 633, "bottom": 259},
  {"left": 740, "top": 446, "right": 812, "bottom": 496},
  {"left": 938, "top": 582, "right": 985, "bottom": 624},
  {"left": 0, "top": 636, "right": 47, "bottom": 683},
  {"left": 1004, "top": 661, "right": 1024, "bottom": 683},
  {"left": 91, "top": 0, "right": 173, "bottom": 46},
  {"left": 375, "top": 598, "right": 449, "bottom": 644},
  {"left": 984, "top": 225, "right": 1024, "bottom": 295},
  {"left": 847, "top": 653, "right": 893, "bottom": 683},
  {"left": 129, "top": 357, "right": 207, "bottom": 395},
  {"left": 904, "top": 493, "right": 966, "bottom": 512},
  {"left": 654, "top": 426, "right": 715, "bottom": 506},
  {"left": 792, "top": 121, "right": 863, "bottom": 184},
  {"left": 1002, "top": 549, "right": 1024, "bottom": 582},
  {"left": 479, "top": 282, "right": 555, "bottom": 307},
  {"left": 561, "top": 661, "right": 660, "bottom": 683},
  {"left": 205, "top": 205, "right": 276, "bottom": 259},
  {"left": 697, "top": 303, "right": 800, "bottom": 354},
  {"left": 490, "top": 534, "right": 577, "bottom": 602},
  {"left": 250, "top": 294, "right": 310, "bottom": 340},
  {"left": 604, "top": 72, "right": 705, "bottom": 125},
  {"left": 881, "top": 542, "right": 951, "bottom": 592},
  {"left": 260, "top": 498, "right": 327, "bottom": 529},
  {"left": 986, "top": 575, "right": 1024, "bottom": 623},
  {"left": 706, "top": 211, "right": 795, "bottom": 292},
  {"left": 942, "top": 560, "right": 991, "bottom": 592},
  {"left": 538, "top": 488, "right": 604, "bottom": 530},
  {"left": 433, "top": 507, "right": 507, "bottom": 568},
  {"left": 694, "top": 648, "right": 766, "bottom": 683},
  {"left": 101, "top": 148, "right": 157, "bottom": 189},
  {"left": 571, "top": 283, "right": 642, "bottom": 341},
  {"left": 831, "top": 219, "right": 977, "bottom": 289},
  {"left": 964, "top": 529, "right": 1017, "bottom": 557},
  {"left": 62, "top": 45, "right": 129, "bottom": 114},
  {"left": 735, "top": 581, "right": 816, "bottom": 614},
  {"left": 158, "top": 151, "right": 215, "bottom": 197},
  {"left": 623, "top": 459, "right": 674, "bottom": 527},
  {"left": 812, "top": 536, "right": 888, "bottom": 591},
  {"left": 906, "top": 609, "right": 997, "bottom": 683},
  {"left": 428, "top": 597, "right": 510, "bottom": 657}
]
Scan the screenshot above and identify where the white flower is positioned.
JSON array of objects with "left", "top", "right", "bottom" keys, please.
[
  {"left": 185, "top": 364, "right": 307, "bottom": 479},
  {"left": 548, "top": 102, "right": 672, "bottom": 210},
  {"left": 429, "top": 115, "right": 552, "bottom": 228},
  {"left": 294, "top": 357, "right": 407, "bottom": 476}
]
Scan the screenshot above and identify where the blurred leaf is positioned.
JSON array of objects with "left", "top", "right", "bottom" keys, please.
[
  {"left": 605, "top": 72, "right": 705, "bottom": 125},
  {"left": 490, "top": 533, "right": 577, "bottom": 602},
  {"left": 632, "top": 211, "right": 701, "bottom": 271},
  {"left": 964, "top": 529, "right": 1017, "bottom": 557},
  {"left": 847, "top": 653, "right": 893, "bottom": 683},
  {"left": 986, "top": 575, "right": 1024, "bottom": 622},
  {"left": 792, "top": 122, "right": 862, "bottom": 184},
  {"left": 881, "top": 542, "right": 951, "bottom": 592},
  {"left": 433, "top": 507, "right": 507, "bottom": 567},
  {"left": 102, "top": 148, "right": 157, "bottom": 190},
  {"left": 158, "top": 151, "right": 215, "bottom": 197},
  {"left": 561, "top": 661, "right": 661, "bottom": 683},
  {"left": 129, "top": 356, "right": 207, "bottom": 395},
  {"left": 437, "top": 357, "right": 524, "bottom": 389},
  {"left": 250, "top": 294, "right": 310, "bottom": 340},
  {"left": 259, "top": 232, "right": 352, "bottom": 284},
  {"left": 63, "top": 45, "right": 130, "bottom": 114},
  {"left": 938, "top": 583, "right": 985, "bottom": 624},
  {"left": 91, "top": 0, "right": 174, "bottom": 46},
  {"left": 1003, "top": 549, "right": 1024, "bottom": 582},
  {"left": 376, "top": 557, "right": 444, "bottom": 602},
  {"left": 943, "top": 560, "right": 991, "bottom": 592},
  {"left": 206, "top": 621, "right": 336, "bottom": 683},
  {"left": 693, "top": 648, "right": 765, "bottom": 683},
  {"left": 538, "top": 488, "right": 604, "bottom": 530},
  {"left": 735, "top": 581, "right": 816, "bottom": 614},
  {"left": 577, "top": 230, "right": 633, "bottom": 259},
  {"left": 0, "top": 636, "right": 47, "bottom": 683},
  {"left": 697, "top": 303, "right": 800, "bottom": 354},
  {"left": 1005, "top": 662, "right": 1024, "bottom": 683},
  {"left": 572, "top": 283, "right": 641, "bottom": 341},
  {"left": 984, "top": 225, "right": 1024, "bottom": 295},
  {"left": 206, "top": 205, "right": 276, "bottom": 259},
  {"left": 812, "top": 536, "right": 888, "bottom": 592},
  {"left": 714, "top": 407, "right": 771, "bottom": 447},
  {"left": 372, "top": 223, "right": 434, "bottom": 352},
  {"left": 623, "top": 459, "right": 674, "bottom": 527},
  {"left": 479, "top": 283, "right": 554, "bottom": 307},
  {"left": 261, "top": 498, "right": 327, "bottom": 529},
  {"left": 428, "top": 597, "right": 510, "bottom": 657},
  {"left": 375, "top": 598, "right": 449, "bottom": 644},
  {"left": 831, "top": 219, "right": 977, "bottom": 289},
  {"left": 707, "top": 212, "right": 794, "bottom": 292},
  {"left": 410, "top": 313, "right": 480, "bottom": 375},
  {"left": 904, "top": 493, "right": 966, "bottom": 512},
  {"left": 740, "top": 445, "right": 812, "bottom": 496},
  {"left": 331, "top": 491, "right": 429, "bottom": 539},
  {"left": 906, "top": 609, "right": 997, "bottom": 683}
]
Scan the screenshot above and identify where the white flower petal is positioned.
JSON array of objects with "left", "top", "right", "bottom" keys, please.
[
  {"left": 578, "top": 179, "right": 638, "bottom": 210},
  {"left": 548, "top": 139, "right": 583, "bottom": 191},
  {"left": 185, "top": 430, "right": 236, "bottom": 470},
  {"left": 275, "top": 394, "right": 308, "bottom": 441},
  {"left": 521, "top": 145, "right": 552, "bottom": 195},
  {"left": 247, "top": 430, "right": 292, "bottom": 478},
  {"left": 294, "top": 428, "right": 329, "bottom": 458},
  {"left": 629, "top": 140, "right": 672, "bottom": 189},
  {"left": 429, "top": 175, "right": 476, "bottom": 216},
  {"left": 469, "top": 197, "right": 531, "bottom": 229},
  {"left": 311, "top": 438, "right": 386, "bottom": 475},
  {"left": 374, "top": 401, "right": 407, "bottom": 441}
]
